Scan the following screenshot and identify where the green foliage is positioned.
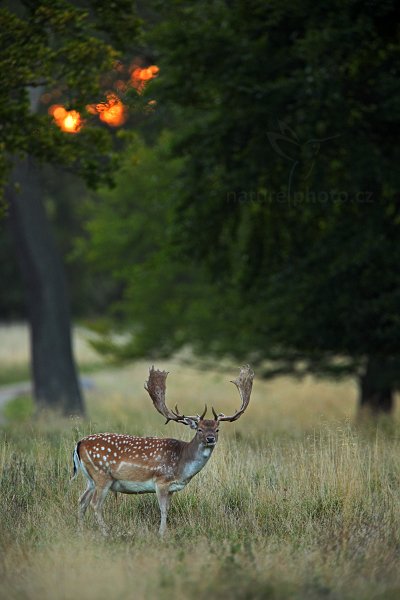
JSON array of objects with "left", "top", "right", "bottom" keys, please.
[
  {"left": 77, "top": 132, "right": 216, "bottom": 359},
  {"left": 0, "top": 0, "right": 141, "bottom": 192},
  {"left": 134, "top": 0, "right": 400, "bottom": 378},
  {"left": 19, "top": 0, "right": 398, "bottom": 393}
]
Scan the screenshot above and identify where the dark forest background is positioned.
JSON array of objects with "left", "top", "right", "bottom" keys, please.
[{"left": 1, "top": 0, "right": 399, "bottom": 416}]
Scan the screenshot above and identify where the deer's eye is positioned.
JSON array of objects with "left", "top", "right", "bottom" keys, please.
[{"left": 216, "top": 429, "right": 219, "bottom": 433}]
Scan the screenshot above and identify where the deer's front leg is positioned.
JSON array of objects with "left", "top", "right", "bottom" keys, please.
[{"left": 156, "top": 485, "right": 172, "bottom": 537}]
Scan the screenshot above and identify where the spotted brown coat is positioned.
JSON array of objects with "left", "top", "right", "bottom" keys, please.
[{"left": 72, "top": 365, "right": 254, "bottom": 536}]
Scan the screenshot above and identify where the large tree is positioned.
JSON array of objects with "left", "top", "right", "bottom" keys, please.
[
  {"left": 151, "top": 0, "right": 400, "bottom": 414},
  {"left": 83, "top": 0, "right": 400, "bottom": 415},
  {"left": 1, "top": 1, "right": 140, "bottom": 414}
]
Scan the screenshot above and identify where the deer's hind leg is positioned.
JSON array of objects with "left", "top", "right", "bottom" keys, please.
[
  {"left": 77, "top": 460, "right": 95, "bottom": 526},
  {"left": 79, "top": 481, "right": 95, "bottom": 523},
  {"left": 90, "top": 477, "right": 113, "bottom": 536}
]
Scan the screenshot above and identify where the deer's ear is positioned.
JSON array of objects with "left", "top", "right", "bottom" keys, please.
[{"left": 183, "top": 418, "right": 198, "bottom": 430}]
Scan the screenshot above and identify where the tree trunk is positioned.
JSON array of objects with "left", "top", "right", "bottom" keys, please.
[
  {"left": 6, "top": 157, "right": 85, "bottom": 416},
  {"left": 358, "top": 356, "right": 394, "bottom": 415}
]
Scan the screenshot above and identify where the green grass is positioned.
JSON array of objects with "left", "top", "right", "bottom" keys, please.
[
  {"left": 0, "top": 364, "right": 31, "bottom": 386},
  {"left": 0, "top": 360, "right": 400, "bottom": 599},
  {"left": 3, "top": 394, "right": 34, "bottom": 422},
  {"left": 0, "top": 322, "right": 105, "bottom": 385},
  {"left": 0, "top": 361, "right": 105, "bottom": 387}
]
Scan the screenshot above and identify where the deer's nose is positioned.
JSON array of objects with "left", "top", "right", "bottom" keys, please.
[{"left": 206, "top": 436, "right": 216, "bottom": 444}]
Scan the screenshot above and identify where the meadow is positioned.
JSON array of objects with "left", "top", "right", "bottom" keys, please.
[{"left": 0, "top": 325, "right": 399, "bottom": 599}]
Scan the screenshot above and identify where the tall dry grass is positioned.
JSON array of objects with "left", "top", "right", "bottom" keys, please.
[{"left": 1, "top": 353, "right": 400, "bottom": 599}]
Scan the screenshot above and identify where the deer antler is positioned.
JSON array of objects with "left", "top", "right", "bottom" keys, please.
[
  {"left": 212, "top": 365, "right": 254, "bottom": 422},
  {"left": 144, "top": 366, "right": 206, "bottom": 425}
]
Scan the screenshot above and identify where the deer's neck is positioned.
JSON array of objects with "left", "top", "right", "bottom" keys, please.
[{"left": 178, "top": 436, "right": 214, "bottom": 482}]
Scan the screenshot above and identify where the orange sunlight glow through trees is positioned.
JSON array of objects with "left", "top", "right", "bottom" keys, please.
[
  {"left": 48, "top": 105, "right": 83, "bottom": 133},
  {"left": 86, "top": 93, "right": 127, "bottom": 127},
  {"left": 47, "top": 62, "right": 159, "bottom": 133}
]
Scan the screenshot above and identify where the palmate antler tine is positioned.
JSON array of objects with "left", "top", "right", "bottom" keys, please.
[
  {"left": 216, "top": 364, "right": 254, "bottom": 422},
  {"left": 144, "top": 366, "right": 183, "bottom": 424}
]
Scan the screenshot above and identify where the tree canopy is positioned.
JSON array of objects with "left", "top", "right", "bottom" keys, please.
[
  {"left": 0, "top": 0, "right": 141, "bottom": 193},
  {"left": 152, "top": 0, "right": 400, "bottom": 369},
  {"left": 80, "top": 0, "right": 400, "bottom": 411}
]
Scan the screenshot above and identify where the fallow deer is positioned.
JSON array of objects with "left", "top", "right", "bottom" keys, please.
[{"left": 71, "top": 365, "right": 254, "bottom": 536}]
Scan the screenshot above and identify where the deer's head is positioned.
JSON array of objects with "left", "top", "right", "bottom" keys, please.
[
  {"left": 144, "top": 365, "right": 254, "bottom": 447},
  {"left": 183, "top": 412, "right": 220, "bottom": 447}
]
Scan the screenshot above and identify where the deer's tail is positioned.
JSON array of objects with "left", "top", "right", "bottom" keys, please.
[{"left": 71, "top": 441, "right": 82, "bottom": 482}]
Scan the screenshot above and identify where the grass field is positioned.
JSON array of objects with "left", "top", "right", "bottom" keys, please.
[
  {"left": 0, "top": 322, "right": 103, "bottom": 386},
  {"left": 0, "top": 325, "right": 399, "bottom": 599}
]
